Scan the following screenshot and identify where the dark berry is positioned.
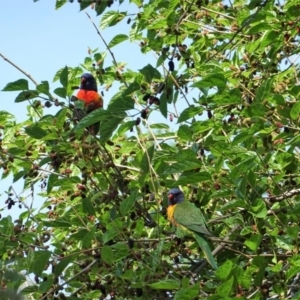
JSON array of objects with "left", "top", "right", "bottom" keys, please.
[
  {"left": 128, "top": 238, "right": 134, "bottom": 249},
  {"left": 135, "top": 117, "right": 141, "bottom": 125},
  {"left": 168, "top": 60, "right": 175, "bottom": 72},
  {"left": 143, "top": 94, "right": 151, "bottom": 102},
  {"left": 141, "top": 109, "right": 148, "bottom": 119},
  {"left": 45, "top": 101, "right": 52, "bottom": 108}
]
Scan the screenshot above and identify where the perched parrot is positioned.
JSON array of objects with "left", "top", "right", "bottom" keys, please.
[
  {"left": 73, "top": 73, "right": 104, "bottom": 135},
  {"left": 167, "top": 188, "right": 218, "bottom": 270}
]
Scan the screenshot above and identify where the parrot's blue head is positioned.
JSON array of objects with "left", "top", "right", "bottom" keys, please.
[
  {"left": 80, "top": 73, "right": 98, "bottom": 92},
  {"left": 168, "top": 188, "right": 184, "bottom": 206}
]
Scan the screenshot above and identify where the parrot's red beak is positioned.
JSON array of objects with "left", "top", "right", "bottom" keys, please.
[{"left": 81, "top": 77, "right": 86, "bottom": 83}]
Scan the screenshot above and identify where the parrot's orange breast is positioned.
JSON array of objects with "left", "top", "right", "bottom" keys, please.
[{"left": 76, "top": 90, "right": 103, "bottom": 109}]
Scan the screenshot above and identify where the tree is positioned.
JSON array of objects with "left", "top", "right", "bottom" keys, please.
[{"left": 1, "top": 0, "right": 300, "bottom": 298}]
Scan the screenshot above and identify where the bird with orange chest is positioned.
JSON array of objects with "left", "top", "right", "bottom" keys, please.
[
  {"left": 73, "top": 73, "right": 104, "bottom": 135},
  {"left": 167, "top": 188, "right": 218, "bottom": 270}
]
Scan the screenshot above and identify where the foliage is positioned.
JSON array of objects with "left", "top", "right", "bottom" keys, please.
[{"left": 1, "top": 0, "right": 300, "bottom": 298}]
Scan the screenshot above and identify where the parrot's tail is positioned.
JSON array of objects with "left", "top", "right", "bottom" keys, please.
[{"left": 194, "top": 233, "right": 218, "bottom": 270}]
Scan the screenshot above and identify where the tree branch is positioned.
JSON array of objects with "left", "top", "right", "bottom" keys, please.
[{"left": 0, "top": 52, "right": 38, "bottom": 86}]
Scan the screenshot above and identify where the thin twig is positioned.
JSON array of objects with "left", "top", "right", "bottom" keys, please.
[{"left": 0, "top": 52, "right": 38, "bottom": 86}]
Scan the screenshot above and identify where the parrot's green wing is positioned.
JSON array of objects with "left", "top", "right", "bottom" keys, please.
[
  {"left": 173, "top": 201, "right": 211, "bottom": 236},
  {"left": 174, "top": 201, "right": 218, "bottom": 270},
  {"left": 194, "top": 233, "right": 218, "bottom": 270}
]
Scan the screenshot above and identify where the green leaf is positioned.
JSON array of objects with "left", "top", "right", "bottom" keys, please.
[
  {"left": 107, "top": 92, "right": 135, "bottom": 112},
  {"left": 177, "top": 105, "right": 204, "bottom": 123},
  {"left": 55, "top": 0, "right": 67, "bottom": 9},
  {"left": 36, "top": 81, "right": 50, "bottom": 95},
  {"left": 54, "top": 87, "right": 67, "bottom": 98},
  {"left": 29, "top": 250, "right": 52, "bottom": 276},
  {"left": 25, "top": 124, "right": 48, "bottom": 139},
  {"left": 148, "top": 279, "right": 180, "bottom": 290},
  {"left": 120, "top": 189, "right": 139, "bottom": 216},
  {"left": 175, "top": 172, "right": 211, "bottom": 186},
  {"left": 174, "top": 284, "right": 199, "bottom": 300},
  {"left": 250, "top": 198, "right": 267, "bottom": 218},
  {"left": 99, "top": 112, "right": 126, "bottom": 143},
  {"left": 290, "top": 101, "right": 300, "bottom": 120},
  {"left": 108, "top": 34, "right": 128, "bottom": 48},
  {"left": 101, "top": 245, "right": 114, "bottom": 265},
  {"left": 139, "top": 64, "right": 161, "bottom": 83},
  {"left": 15, "top": 90, "right": 39, "bottom": 102},
  {"left": 43, "top": 219, "right": 72, "bottom": 228},
  {"left": 254, "top": 79, "right": 273, "bottom": 102},
  {"left": 215, "top": 260, "right": 233, "bottom": 281},
  {"left": 178, "top": 124, "right": 193, "bottom": 141},
  {"left": 2, "top": 79, "right": 28, "bottom": 91},
  {"left": 140, "top": 144, "right": 155, "bottom": 173},
  {"left": 216, "top": 276, "right": 234, "bottom": 297},
  {"left": 192, "top": 73, "right": 226, "bottom": 92},
  {"left": 244, "top": 234, "right": 262, "bottom": 251},
  {"left": 54, "top": 256, "right": 73, "bottom": 276},
  {"left": 60, "top": 66, "right": 68, "bottom": 88},
  {"left": 82, "top": 197, "right": 96, "bottom": 216},
  {"left": 47, "top": 173, "right": 58, "bottom": 194},
  {"left": 82, "top": 227, "right": 95, "bottom": 249},
  {"left": 100, "top": 11, "right": 126, "bottom": 29}
]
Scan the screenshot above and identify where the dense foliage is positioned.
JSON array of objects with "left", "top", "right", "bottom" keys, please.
[{"left": 1, "top": 0, "right": 300, "bottom": 299}]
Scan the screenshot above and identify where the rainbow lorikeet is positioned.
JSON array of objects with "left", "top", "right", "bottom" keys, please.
[
  {"left": 167, "top": 188, "right": 218, "bottom": 270},
  {"left": 73, "top": 73, "right": 103, "bottom": 134}
]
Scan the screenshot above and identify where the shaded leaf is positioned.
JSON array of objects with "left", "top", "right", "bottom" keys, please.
[
  {"left": 120, "top": 189, "right": 139, "bottom": 216},
  {"left": 101, "top": 245, "right": 114, "bottom": 265},
  {"left": 2, "top": 79, "right": 28, "bottom": 91},
  {"left": 148, "top": 279, "right": 180, "bottom": 290},
  {"left": 108, "top": 34, "right": 128, "bottom": 48}
]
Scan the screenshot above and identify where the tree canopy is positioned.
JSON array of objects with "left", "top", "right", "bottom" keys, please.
[{"left": 1, "top": 0, "right": 300, "bottom": 299}]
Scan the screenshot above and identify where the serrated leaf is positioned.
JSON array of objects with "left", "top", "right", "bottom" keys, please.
[
  {"left": 148, "top": 279, "right": 180, "bottom": 290},
  {"left": 54, "top": 87, "right": 67, "bottom": 98},
  {"left": 101, "top": 245, "right": 114, "bottom": 265},
  {"left": 215, "top": 260, "right": 233, "bottom": 281},
  {"left": 43, "top": 219, "right": 72, "bottom": 228},
  {"left": 99, "top": 112, "right": 126, "bottom": 143},
  {"left": 60, "top": 66, "right": 68, "bottom": 88},
  {"left": 47, "top": 173, "right": 58, "bottom": 194},
  {"left": 244, "top": 234, "right": 262, "bottom": 251},
  {"left": 107, "top": 92, "right": 135, "bottom": 112},
  {"left": 139, "top": 64, "right": 161, "bottom": 83},
  {"left": 192, "top": 73, "right": 226, "bottom": 92},
  {"left": 100, "top": 11, "right": 126, "bottom": 29},
  {"left": 54, "top": 256, "right": 73, "bottom": 276},
  {"left": 25, "top": 124, "right": 48, "bottom": 139},
  {"left": 216, "top": 278, "right": 234, "bottom": 298},
  {"left": 176, "top": 172, "right": 211, "bottom": 185},
  {"left": 140, "top": 144, "right": 155, "bottom": 173},
  {"left": 174, "top": 284, "right": 199, "bottom": 300},
  {"left": 29, "top": 251, "right": 52, "bottom": 276},
  {"left": 177, "top": 105, "right": 204, "bottom": 123},
  {"left": 120, "top": 189, "right": 138, "bottom": 216},
  {"left": 36, "top": 81, "right": 50, "bottom": 95},
  {"left": 82, "top": 197, "right": 96, "bottom": 216},
  {"left": 108, "top": 34, "right": 128, "bottom": 48},
  {"left": 2, "top": 79, "right": 28, "bottom": 91},
  {"left": 15, "top": 90, "right": 39, "bottom": 102},
  {"left": 82, "top": 227, "right": 95, "bottom": 249},
  {"left": 290, "top": 101, "right": 300, "bottom": 120},
  {"left": 254, "top": 78, "right": 273, "bottom": 102},
  {"left": 55, "top": 0, "right": 67, "bottom": 9}
]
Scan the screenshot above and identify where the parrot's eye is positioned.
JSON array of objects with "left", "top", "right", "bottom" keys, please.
[{"left": 168, "top": 194, "right": 174, "bottom": 200}]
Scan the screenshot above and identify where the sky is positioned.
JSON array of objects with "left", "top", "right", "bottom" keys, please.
[{"left": 0, "top": 0, "right": 160, "bottom": 218}]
